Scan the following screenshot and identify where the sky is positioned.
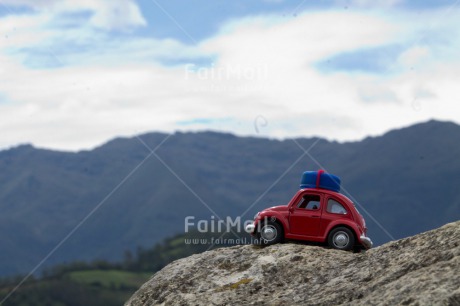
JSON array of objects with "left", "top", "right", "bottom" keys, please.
[{"left": 0, "top": 0, "right": 459, "bottom": 151}]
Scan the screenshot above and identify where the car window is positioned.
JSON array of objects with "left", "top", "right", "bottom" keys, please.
[
  {"left": 327, "top": 199, "right": 347, "bottom": 214},
  {"left": 297, "top": 194, "right": 321, "bottom": 210}
]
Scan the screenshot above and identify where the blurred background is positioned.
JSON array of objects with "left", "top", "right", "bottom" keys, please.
[{"left": 0, "top": 0, "right": 459, "bottom": 305}]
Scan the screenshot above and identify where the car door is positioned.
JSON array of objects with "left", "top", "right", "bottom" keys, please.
[{"left": 288, "top": 192, "right": 323, "bottom": 237}]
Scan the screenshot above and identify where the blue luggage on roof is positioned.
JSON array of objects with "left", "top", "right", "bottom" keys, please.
[{"left": 300, "top": 170, "right": 341, "bottom": 192}]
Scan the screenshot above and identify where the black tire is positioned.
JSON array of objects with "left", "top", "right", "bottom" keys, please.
[
  {"left": 258, "top": 221, "right": 283, "bottom": 245},
  {"left": 328, "top": 227, "right": 355, "bottom": 251}
]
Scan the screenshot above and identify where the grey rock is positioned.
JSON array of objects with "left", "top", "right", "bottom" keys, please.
[{"left": 126, "top": 221, "right": 460, "bottom": 306}]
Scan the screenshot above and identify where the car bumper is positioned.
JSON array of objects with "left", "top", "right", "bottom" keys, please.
[
  {"left": 359, "top": 235, "right": 373, "bottom": 249},
  {"left": 246, "top": 222, "right": 256, "bottom": 234}
]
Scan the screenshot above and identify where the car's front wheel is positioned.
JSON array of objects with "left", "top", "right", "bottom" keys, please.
[
  {"left": 258, "top": 221, "right": 283, "bottom": 245},
  {"left": 328, "top": 227, "right": 355, "bottom": 251}
]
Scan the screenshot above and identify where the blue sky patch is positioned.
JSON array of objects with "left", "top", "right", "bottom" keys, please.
[
  {"left": 0, "top": 92, "right": 9, "bottom": 104},
  {"left": 48, "top": 10, "right": 94, "bottom": 30},
  {"left": 0, "top": 4, "right": 35, "bottom": 17},
  {"left": 133, "top": 0, "right": 459, "bottom": 45},
  {"left": 134, "top": 0, "right": 328, "bottom": 43},
  {"left": 18, "top": 48, "right": 65, "bottom": 69},
  {"left": 316, "top": 44, "right": 404, "bottom": 74}
]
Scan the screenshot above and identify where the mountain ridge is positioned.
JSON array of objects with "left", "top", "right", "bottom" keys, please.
[
  {"left": 2, "top": 119, "right": 456, "bottom": 154},
  {"left": 0, "top": 119, "right": 459, "bottom": 276}
]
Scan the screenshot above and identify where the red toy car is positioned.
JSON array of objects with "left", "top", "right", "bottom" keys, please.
[{"left": 246, "top": 170, "right": 373, "bottom": 250}]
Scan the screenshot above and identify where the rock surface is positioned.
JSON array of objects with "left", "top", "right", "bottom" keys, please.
[{"left": 126, "top": 221, "right": 460, "bottom": 306}]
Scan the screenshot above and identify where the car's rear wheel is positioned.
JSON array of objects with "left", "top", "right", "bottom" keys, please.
[
  {"left": 258, "top": 221, "right": 283, "bottom": 245},
  {"left": 328, "top": 227, "right": 355, "bottom": 251}
]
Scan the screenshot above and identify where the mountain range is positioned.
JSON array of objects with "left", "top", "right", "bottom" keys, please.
[{"left": 1, "top": 119, "right": 459, "bottom": 276}]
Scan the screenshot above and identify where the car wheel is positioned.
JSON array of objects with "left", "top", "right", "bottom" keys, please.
[
  {"left": 258, "top": 221, "right": 283, "bottom": 245},
  {"left": 328, "top": 227, "right": 355, "bottom": 251}
]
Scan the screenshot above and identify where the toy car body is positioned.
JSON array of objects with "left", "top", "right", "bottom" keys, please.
[{"left": 246, "top": 186, "right": 373, "bottom": 251}]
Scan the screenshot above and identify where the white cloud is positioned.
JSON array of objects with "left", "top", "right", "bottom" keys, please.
[
  {"left": 0, "top": 0, "right": 147, "bottom": 30},
  {"left": 398, "top": 46, "right": 430, "bottom": 68},
  {"left": 76, "top": 0, "right": 147, "bottom": 30},
  {"left": 0, "top": 8, "right": 197, "bottom": 69},
  {"left": 1, "top": 13, "right": 51, "bottom": 49},
  {"left": 0, "top": 7, "right": 460, "bottom": 150}
]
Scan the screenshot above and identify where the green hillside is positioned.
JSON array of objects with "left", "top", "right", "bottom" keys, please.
[
  {"left": 0, "top": 230, "right": 242, "bottom": 305},
  {"left": 0, "top": 272, "right": 145, "bottom": 306}
]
